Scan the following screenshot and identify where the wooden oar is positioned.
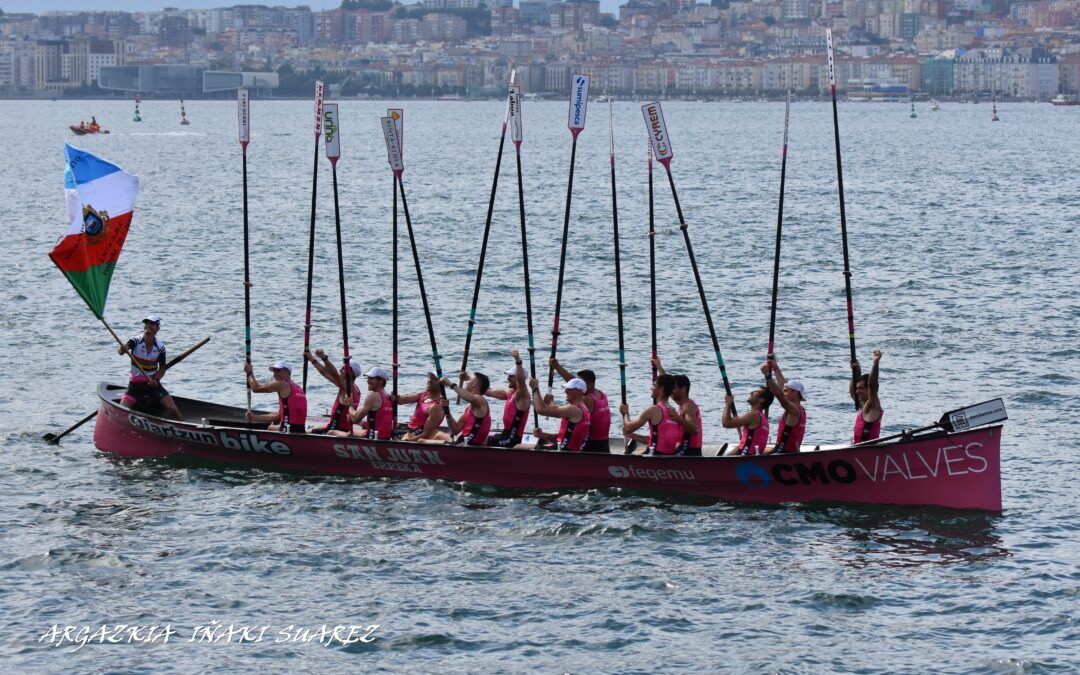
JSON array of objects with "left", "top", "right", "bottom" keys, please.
[
  {"left": 767, "top": 91, "right": 791, "bottom": 366},
  {"left": 648, "top": 143, "right": 657, "bottom": 383},
  {"left": 238, "top": 89, "right": 252, "bottom": 416},
  {"left": 607, "top": 99, "right": 628, "bottom": 438},
  {"left": 641, "top": 101, "right": 735, "bottom": 414},
  {"left": 324, "top": 103, "right": 352, "bottom": 394},
  {"left": 509, "top": 84, "right": 540, "bottom": 429},
  {"left": 826, "top": 30, "right": 859, "bottom": 409},
  {"left": 547, "top": 74, "right": 591, "bottom": 392},
  {"left": 458, "top": 71, "right": 514, "bottom": 398},
  {"left": 300, "top": 81, "right": 325, "bottom": 391},
  {"left": 43, "top": 336, "right": 211, "bottom": 444}
]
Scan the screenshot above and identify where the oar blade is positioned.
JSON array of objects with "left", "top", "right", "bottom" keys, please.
[
  {"left": 567, "top": 74, "right": 590, "bottom": 137},
  {"left": 237, "top": 88, "right": 250, "bottom": 146},
  {"left": 324, "top": 103, "right": 340, "bottom": 162},
  {"left": 641, "top": 101, "right": 674, "bottom": 166},
  {"left": 938, "top": 398, "right": 1007, "bottom": 433},
  {"left": 380, "top": 116, "right": 404, "bottom": 174}
]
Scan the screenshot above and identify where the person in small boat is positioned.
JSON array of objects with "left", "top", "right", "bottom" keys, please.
[
  {"left": 339, "top": 366, "right": 394, "bottom": 440},
  {"left": 850, "top": 349, "right": 883, "bottom": 443},
  {"left": 761, "top": 360, "right": 806, "bottom": 454},
  {"left": 395, "top": 371, "right": 446, "bottom": 441},
  {"left": 531, "top": 376, "right": 592, "bottom": 452},
  {"left": 721, "top": 386, "right": 774, "bottom": 456},
  {"left": 619, "top": 374, "right": 683, "bottom": 455},
  {"left": 305, "top": 348, "right": 361, "bottom": 435},
  {"left": 440, "top": 372, "right": 491, "bottom": 446},
  {"left": 244, "top": 359, "right": 307, "bottom": 433},
  {"left": 484, "top": 349, "right": 531, "bottom": 448},
  {"left": 79, "top": 121, "right": 86, "bottom": 129},
  {"left": 90, "top": 116, "right": 99, "bottom": 131},
  {"left": 652, "top": 356, "right": 703, "bottom": 456},
  {"left": 549, "top": 357, "right": 611, "bottom": 453},
  {"left": 118, "top": 314, "right": 182, "bottom": 420}
]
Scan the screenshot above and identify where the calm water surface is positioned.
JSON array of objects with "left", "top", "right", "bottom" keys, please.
[{"left": 1, "top": 98, "right": 1078, "bottom": 672}]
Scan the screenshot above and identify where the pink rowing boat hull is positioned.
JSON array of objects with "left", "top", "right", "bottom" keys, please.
[{"left": 93, "top": 385, "right": 1002, "bottom": 511}]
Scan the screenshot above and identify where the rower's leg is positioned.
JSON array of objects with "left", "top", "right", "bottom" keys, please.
[{"left": 161, "top": 395, "right": 183, "bottom": 421}]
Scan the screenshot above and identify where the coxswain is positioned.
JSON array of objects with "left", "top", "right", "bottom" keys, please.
[
  {"left": 531, "top": 376, "right": 591, "bottom": 452},
  {"left": 549, "top": 358, "right": 611, "bottom": 453},
  {"left": 117, "top": 314, "right": 182, "bottom": 420},
  {"left": 79, "top": 121, "right": 85, "bottom": 129},
  {"left": 761, "top": 360, "right": 806, "bottom": 454},
  {"left": 395, "top": 371, "right": 446, "bottom": 441},
  {"left": 484, "top": 349, "right": 531, "bottom": 448},
  {"left": 721, "top": 386, "right": 774, "bottom": 456},
  {"left": 619, "top": 374, "right": 683, "bottom": 455},
  {"left": 851, "top": 349, "right": 883, "bottom": 443},
  {"left": 652, "top": 356, "right": 703, "bottom": 456},
  {"left": 244, "top": 359, "right": 307, "bottom": 433},
  {"left": 338, "top": 366, "right": 393, "bottom": 440},
  {"left": 305, "top": 348, "right": 361, "bottom": 435},
  {"left": 442, "top": 373, "right": 491, "bottom": 446}
]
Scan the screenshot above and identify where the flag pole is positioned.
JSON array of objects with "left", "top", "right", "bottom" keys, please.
[
  {"left": 767, "top": 91, "right": 791, "bottom": 367},
  {"left": 642, "top": 101, "right": 735, "bottom": 414},
  {"left": 323, "top": 103, "right": 351, "bottom": 396},
  {"left": 301, "top": 80, "right": 324, "bottom": 391},
  {"left": 547, "top": 74, "right": 591, "bottom": 392},
  {"left": 509, "top": 85, "right": 539, "bottom": 429},
  {"left": 826, "top": 29, "right": 859, "bottom": 408},
  {"left": 238, "top": 88, "right": 252, "bottom": 416}
]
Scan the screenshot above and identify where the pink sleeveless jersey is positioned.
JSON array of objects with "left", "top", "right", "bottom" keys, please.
[
  {"left": 648, "top": 404, "right": 685, "bottom": 456},
  {"left": 455, "top": 404, "right": 491, "bottom": 446},
  {"left": 854, "top": 408, "right": 883, "bottom": 443},
  {"left": 679, "top": 398, "right": 703, "bottom": 453},
  {"left": 557, "top": 402, "right": 591, "bottom": 452},
  {"left": 363, "top": 390, "right": 394, "bottom": 440},
  {"left": 737, "top": 409, "right": 770, "bottom": 455},
  {"left": 327, "top": 383, "right": 362, "bottom": 433},
  {"left": 278, "top": 380, "right": 308, "bottom": 432},
  {"left": 501, "top": 395, "right": 530, "bottom": 442},
  {"left": 773, "top": 406, "right": 806, "bottom": 453},
  {"left": 408, "top": 391, "right": 438, "bottom": 430},
  {"left": 587, "top": 389, "right": 611, "bottom": 441}
]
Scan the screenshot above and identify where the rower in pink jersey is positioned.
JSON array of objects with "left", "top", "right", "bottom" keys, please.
[
  {"left": 620, "top": 375, "right": 683, "bottom": 455},
  {"left": 850, "top": 349, "right": 883, "bottom": 443},
  {"left": 336, "top": 366, "right": 393, "bottom": 440},
  {"left": 443, "top": 372, "right": 491, "bottom": 446},
  {"left": 652, "top": 356, "right": 704, "bottom": 456},
  {"left": 761, "top": 360, "right": 806, "bottom": 454},
  {"left": 305, "top": 348, "right": 362, "bottom": 435},
  {"left": 245, "top": 359, "right": 307, "bottom": 433},
  {"left": 395, "top": 371, "right": 446, "bottom": 441},
  {"left": 550, "top": 358, "right": 611, "bottom": 453},
  {"left": 531, "top": 376, "right": 591, "bottom": 452},
  {"left": 484, "top": 349, "right": 532, "bottom": 448},
  {"left": 721, "top": 386, "right": 774, "bottom": 456}
]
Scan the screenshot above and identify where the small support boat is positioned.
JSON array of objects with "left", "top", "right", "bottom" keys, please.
[
  {"left": 70, "top": 124, "right": 109, "bottom": 135},
  {"left": 1050, "top": 94, "right": 1080, "bottom": 106},
  {"left": 93, "top": 384, "right": 1005, "bottom": 512},
  {"left": 930, "top": 99, "right": 940, "bottom": 112},
  {"left": 180, "top": 99, "right": 190, "bottom": 125}
]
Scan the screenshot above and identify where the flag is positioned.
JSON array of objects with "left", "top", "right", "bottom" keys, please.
[{"left": 48, "top": 144, "right": 139, "bottom": 319}]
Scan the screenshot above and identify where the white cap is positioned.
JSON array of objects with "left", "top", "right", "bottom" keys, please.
[
  {"left": 270, "top": 359, "right": 293, "bottom": 372},
  {"left": 143, "top": 314, "right": 161, "bottom": 324},
  {"left": 347, "top": 361, "right": 362, "bottom": 377},
  {"left": 564, "top": 378, "right": 587, "bottom": 393},
  {"left": 785, "top": 379, "right": 806, "bottom": 400},
  {"left": 505, "top": 366, "right": 520, "bottom": 377},
  {"left": 365, "top": 366, "right": 391, "bottom": 380}
]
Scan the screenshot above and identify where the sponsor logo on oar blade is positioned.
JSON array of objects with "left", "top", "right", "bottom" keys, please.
[
  {"left": 641, "top": 101, "right": 673, "bottom": 163},
  {"left": 314, "top": 80, "right": 324, "bottom": 135},
  {"left": 509, "top": 85, "right": 523, "bottom": 142},
  {"left": 323, "top": 103, "right": 340, "bottom": 159},
  {"left": 826, "top": 29, "right": 836, "bottom": 87},
  {"left": 567, "top": 74, "right": 590, "bottom": 131},
  {"left": 387, "top": 108, "right": 403, "bottom": 156},
  {"left": 237, "top": 89, "right": 250, "bottom": 144},
  {"left": 380, "top": 116, "right": 403, "bottom": 172}
]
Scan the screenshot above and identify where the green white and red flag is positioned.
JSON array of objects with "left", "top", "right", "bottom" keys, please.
[{"left": 48, "top": 144, "right": 139, "bottom": 319}]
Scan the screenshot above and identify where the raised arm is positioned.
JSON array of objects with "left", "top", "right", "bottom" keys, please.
[
  {"left": 867, "top": 350, "right": 881, "bottom": 408},
  {"left": 529, "top": 378, "right": 578, "bottom": 420},
  {"left": 244, "top": 363, "right": 287, "bottom": 395},
  {"left": 549, "top": 357, "right": 573, "bottom": 383},
  {"left": 394, "top": 390, "right": 423, "bottom": 406},
  {"left": 849, "top": 358, "right": 862, "bottom": 405},
  {"left": 307, "top": 349, "right": 344, "bottom": 389},
  {"left": 762, "top": 362, "right": 799, "bottom": 418},
  {"left": 651, "top": 355, "right": 666, "bottom": 377}
]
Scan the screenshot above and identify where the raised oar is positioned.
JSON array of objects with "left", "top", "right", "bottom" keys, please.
[
  {"left": 648, "top": 143, "right": 657, "bottom": 383},
  {"left": 323, "top": 103, "right": 351, "bottom": 393},
  {"left": 238, "top": 88, "right": 253, "bottom": 416},
  {"left": 607, "top": 99, "right": 629, "bottom": 435},
  {"left": 458, "top": 69, "right": 515, "bottom": 396},
  {"left": 381, "top": 117, "right": 451, "bottom": 418},
  {"left": 43, "top": 337, "right": 211, "bottom": 444},
  {"left": 388, "top": 108, "right": 402, "bottom": 422},
  {"left": 508, "top": 84, "right": 540, "bottom": 429},
  {"left": 826, "top": 29, "right": 859, "bottom": 409},
  {"left": 641, "top": 101, "right": 735, "bottom": 414},
  {"left": 547, "top": 74, "right": 591, "bottom": 392},
  {"left": 301, "top": 80, "right": 324, "bottom": 391},
  {"left": 766, "top": 91, "right": 791, "bottom": 366}
]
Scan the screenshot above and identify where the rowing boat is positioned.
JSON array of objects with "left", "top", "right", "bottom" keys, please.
[{"left": 93, "top": 384, "right": 1003, "bottom": 511}]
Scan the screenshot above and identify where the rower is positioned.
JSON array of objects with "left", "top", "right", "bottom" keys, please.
[
  {"left": 761, "top": 360, "right": 806, "bottom": 454},
  {"left": 442, "top": 372, "right": 491, "bottom": 446},
  {"left": 305, "top": 348, "right": 361, "bottom": 435},
  {"left": 549, "top": 357, "right": 611, "bottom": 453},
  {"left": 721, "top": 386, "right": 774, "bottom": 456},
  {"left": 851, "top": 349, "right": 883, "bottom": 443},
  {"left": 652, "top": 356, "right": 703, "bottom": 456},
  {"left": 394, "top": 371, "right": 446, "bottom": 441},
  {"left": 339, "top": 366, "right": 393, "bottom": 440},
  {"left": 244, "top": 359, "right": 307, "bottom": 433},
  {"left": 118, "top": 314, "right": 182, "bottom": 420},
  {"left": 619, "top": 374, "right": 683, "bottom": 456},
  {"left": 484, "top": 349, "right": 531, "bottom": 448},
  {"left": 530, "top": 376, "right": 591, "bottom": 452}
]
